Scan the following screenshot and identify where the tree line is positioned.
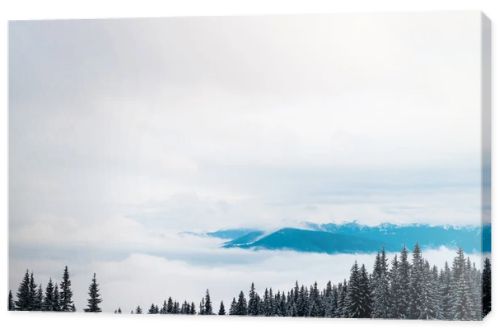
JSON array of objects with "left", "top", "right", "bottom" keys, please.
[
  {"left": 9, "top": 266, "right": 101, "bottom": 313},
  {"left": 9, "top": 245, "right": 491, "bottom": 320},
  {"left": 223, "top": 246, "right": 491, "bottom": 320}
]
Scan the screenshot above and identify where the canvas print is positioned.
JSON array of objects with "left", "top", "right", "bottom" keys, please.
[{"left": 8, "top": 12, "right": 491, "bottom": 320}]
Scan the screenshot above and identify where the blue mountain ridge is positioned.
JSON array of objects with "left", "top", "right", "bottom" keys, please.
[{"left": 207, "top": 223, "right": 491, "bottom": 254}]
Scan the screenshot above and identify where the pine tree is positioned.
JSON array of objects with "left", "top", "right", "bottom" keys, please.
[
  {"left": 84, "top": 273, "right": 102, "bottom": 312},
  {"left": 418, "top": 261, "right": 439, "bottom": 319},
  {"left": 388, "top": 255, "right": 400, "bottom": 318},
  {"left": 296, "top": 285, "right": 309, "bottom": 316},
  {"left": 346, "top": 261, "right": 371, "bottom": 318},
  {"left": 248, "top": 282, "right": 259, "bottom": 315},
  {"left": 372, "top": 249, "right": 391, "bottom": 318},
  {"left": 148, "top": 304, "right": 158, "bottom": 314},
  {"left": 275, "top": 291, "right": 286, "bottom": 316},
  {"left": 408, "top": 244, "right": 426, "bottom": 319},
  {"left": 262, "top": 288, "right": 271, "bottom": 316},
  {"left": 482, "top": 257, "right": 491, "bottom": 317},
  {"left": 286, "top": 291, "right": 297, "bottom": 316},
  {"left": 235, "top": 291, "right": 247, "bottom": 315},
  {"left": 469, "top": 261, "right": 482, "bottom": 319},
  {"left": 335, "top": 280, "right": 348, "bottom": 317},
  {"left": 204, "top": 290, "right": 213, "bottom": 315},
  {"left": 167, "top": 297, "right": 174, "bottom": 313},
  {"left": 59, "top": 266, "right": 73, "bottom": 311},
  {"left": 42, "top": 279, "right": 55, "bottom": 311},
  {"left": 429, "top": 264, "right": 441, "bottom": 318},
  {"left": 397, "top": 246, "right": 411, "bottom": 318},
  {"left": 53, "top": 284, "right": 61, "bottom": 311},
  {"left": 15, "top": 270, "right": 31, "bottom": 311},
  {"left": 199, "top": 297, "right": 205, "bottom": 315},
  {"left": 218, "top": 301, "right": 226, "bottom": 315},
  {"left": 33, "top": 284, "right": 43, "bottom": 311},
  {"left": 308, "top": 282, "right": 322, "bottom": 317},
  {"left": 439, "top": 262, "right": 453, "bottom": 319},
  {"left": 229, "top": 297, "right": 237, "bottom": 315},
  {"left": 28, "top": 272, "right": 37, "bottom": 311},
  {"left": 451, "top": 248, "right": 474, "bottom": 320},
  {"left": 8, "top": 290, "right": 15, "bottom": 311},
  {"left": 135, "top": 305, "right": 142, "bottom": 314},
  {"left": 359, "top": 264, "right": 372, "bottom": 317},
  {"left": 323, "top": 281, "right": 332, "bottom": 316},
  {"left": 160, "top": 300, "right": 167, "bottom": 314}
]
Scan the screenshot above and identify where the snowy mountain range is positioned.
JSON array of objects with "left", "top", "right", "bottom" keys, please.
[{"left": 204, "top": 222, "right": 490, "bottom": 254}]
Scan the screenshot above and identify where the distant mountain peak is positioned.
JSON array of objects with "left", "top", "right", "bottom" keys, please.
[{"left": 205, "top": 222, "right": 489, "bottom": 254}]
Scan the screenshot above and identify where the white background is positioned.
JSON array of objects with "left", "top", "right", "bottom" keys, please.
[{"left": 0, "top": 1, "right": 498, "bottom": 333}]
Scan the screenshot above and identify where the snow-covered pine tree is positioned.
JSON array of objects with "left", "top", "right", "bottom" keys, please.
[
  {"left": 397, "top": 246, "right": 411, "bottom": 318},
  {"left": 248, "top": 282, "right": 259, "bottom": 315},
  {"left": 53, "top": 284, "right": 61, "bottom": 311},
  {"left": 167, "top": 297, "right": 174, "bottom": 313},
  {"left": 323, "top": 281, "right": 336, "bottom": 317},
  {"left": 148, "top": 304, "right": 158, "bottom": 314},
  {"left": 33, "top": 284, "right": 43, "bottom": 311},
  {"left": 269, "top": 288, "right": 276, "bottom": 316},
  {"left": 325, "top": 285, "right": 338, "bottom": 317},
  {"left": 28, "top": 272, "right": 37, "bottom": 311},
  {"left": 59, "top": 266, "right": 73, "bottom": 312},
  {"left": 204, "top": 289, "right": 213, "bottom": 315},
  {"left": 229, "top": 297, "right": 237, "bottom": 315},
  {"left": 180, "top": 300, "right": 188, "bottom": 314},
  {"left": 450, "top": 248, "right": 474, "bottom": 320},
  {"left": 15, "top": 270, "right": 31, "bottom": 311},
  {"left": 408, "top": 244, "right": 426, "bottom": 319},
  {"left": 372, "top": 249, "right": 391, "bottom": 318},
  {"left": 388, "top": 255, "right": 401, "bottom": 318},
  {"left": 418, "top": 261, "right": 439, "bottom": 319},
  {"left": 439, "top": 262, "right": 453, "bottom": 319},
  {"left": 359, "top": 264, "right": 372, "bottom": 317},
  {"left": 235, "top": 291, "right": 248, "bottom": 315},
  {"left": 135, "top": 305, "right": 142, "bottom": 314},
  {"left": 296, "top": 285, "right": 309, "bottom": 316},
  {"left": 160, "top": 300, "right": 168, "bottom": 314},
  {"left": 482, "top": 257, "right": 491, "bottom": 317},
  {"left": 473, "top": 262, "right": 483, "bottom": 318},
  {"left": 276, "top": 291, "right": 287, "bottom": 316},
  {"left": 84, "top": 273, "right": 102, "bottom": 312},
  {"left": 308, "top": 282, "right": 322, "bottom": 317},
  {"left": 42, "top": 279, "right": 55, "bottom": 311},
  {"left": 430, "top": 265, "right": 442, "bottom": 319},
  {"left": 465, "top": 257, "right": 481, "bottom": 319},
  {"left": 199, "top": 297, "right": 205, "bottom": 315},
  {"left": 218, "top": 301, "right": 226, "bottom": 315},
  {"left": 263, "top": 288, "right": 271, "bottom": 316},
  {"left": 335, "top": 280, "right": 348, "bottom": 318},
  {"left": 8, "top": 290, "right": 15, "bottom": 311},
  {"left": 345, "top": 261, "right": 364, "bottom": 318},
  {"left": 173, "top": 301, "right": 179, "bottom": 314}
]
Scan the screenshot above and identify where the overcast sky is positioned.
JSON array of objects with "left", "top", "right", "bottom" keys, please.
[{"left": 9, "top": 13, "right": 487, "bottom": 311}]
